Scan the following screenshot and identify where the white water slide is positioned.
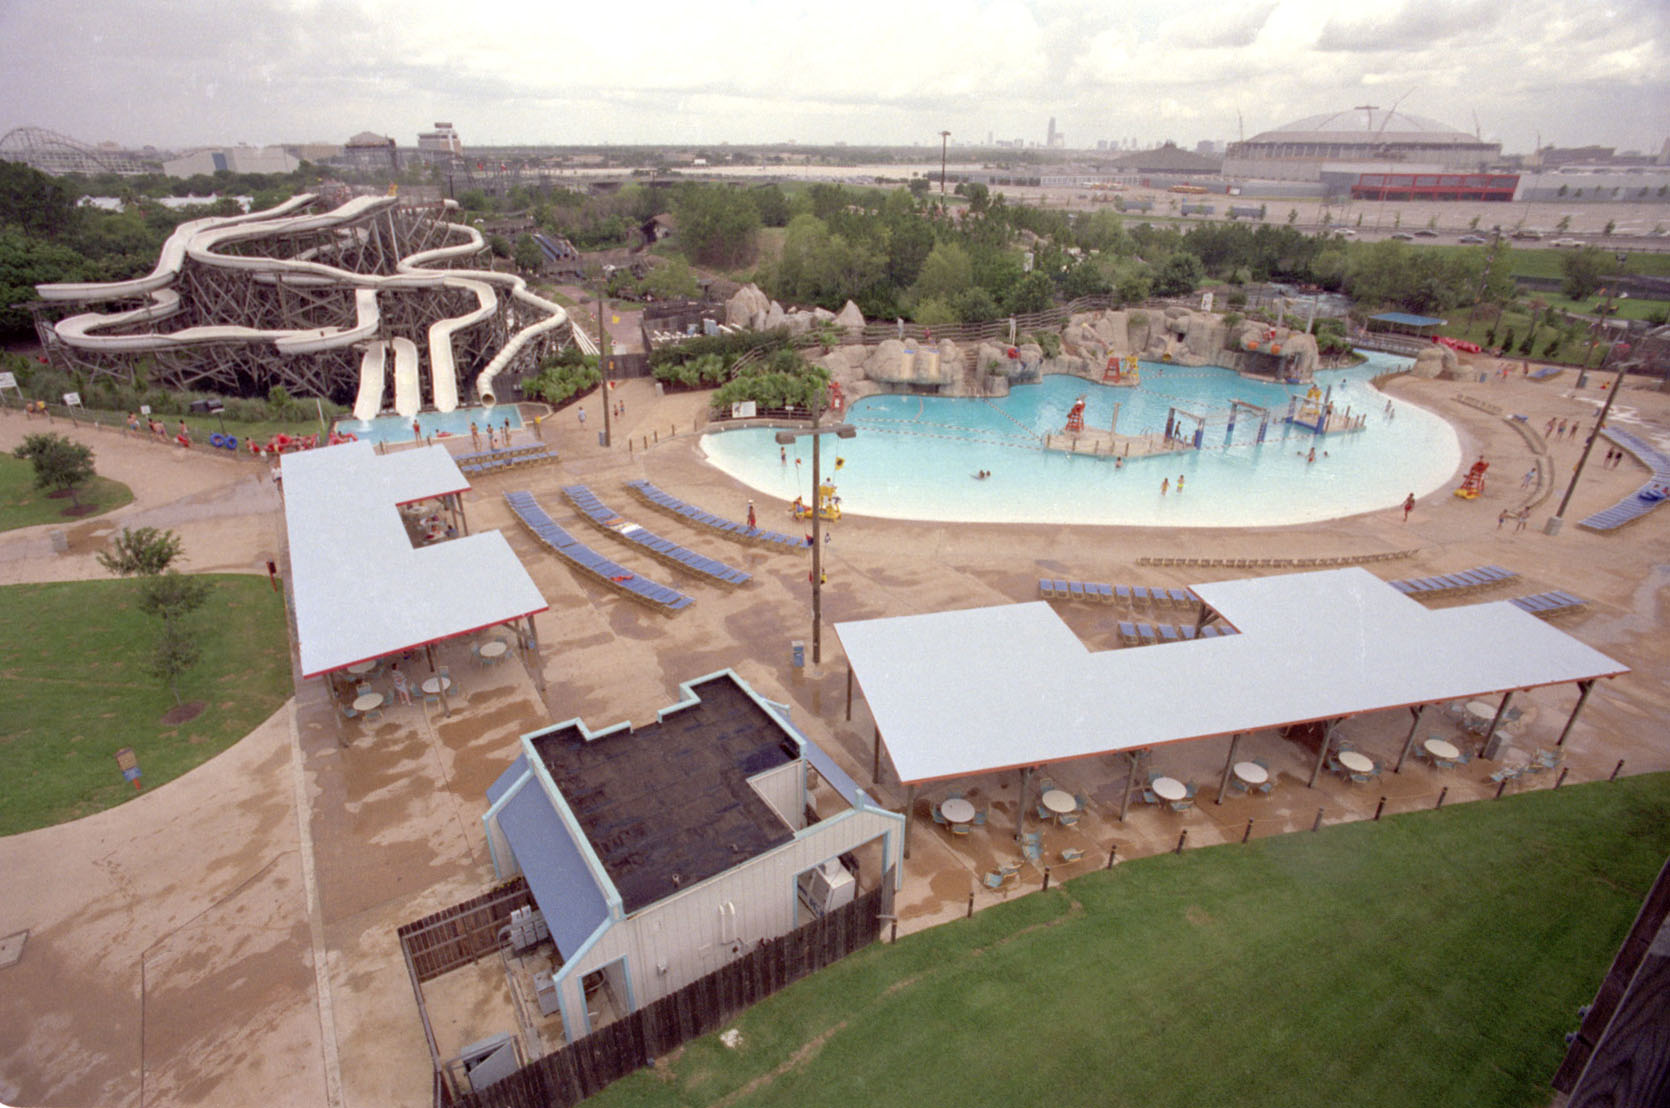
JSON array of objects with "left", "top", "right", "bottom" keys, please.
[
  {"left": 353, "top": 342, "right": 387, "bottom": 422},
  {"left": 36, "top": 194, "right": 572, "bottom": 416}
]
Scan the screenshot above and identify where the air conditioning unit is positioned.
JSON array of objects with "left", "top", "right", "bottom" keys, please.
[
  {"left": 507, "top": 906, "right": 548, "bottom": 953},
  {"left": 799, "top": 859, "right": 855, "bottom": 916}
]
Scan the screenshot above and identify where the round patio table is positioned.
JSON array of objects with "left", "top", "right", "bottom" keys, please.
[
  {"left": 479, "top": 640, "right": 508, "bottom": 659},
  {"left": 352, "top": 692, "right": 383, "bottom": 713},
  {"left": 1465, "top": 700, "right": 1495, "bottom": 723},
  {"left": 1042, "top": 789, "right": 1076, "bottom": 814},
  {"left": 940, "top": 798, "right": 975, "bottom": 824},
  {"left": 1423, "top": 738, "right": 1461, "bottom": 762},
  {"left": 1151, "top": 776, "right": 1187, "bottom": 802},
  {"left": 421, "top": 676, "right": 453, "bottom": 695},
  {"left": 346, "top": 660, "right": 377, "bottom": 676},
  {"left": 1338, "top": 750, "right": 1375, "bottom": 775},
  {"left": 1233, "top": 761, "right": 1269, "bottom": 786}
]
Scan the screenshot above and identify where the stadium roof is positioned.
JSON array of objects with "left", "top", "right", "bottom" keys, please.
[
  {"left": 837, "top": 568, "right": 1626, "bottom": 786},
  {"left": 1247, "top": 108, "right": 1482, "bottom": 147}
]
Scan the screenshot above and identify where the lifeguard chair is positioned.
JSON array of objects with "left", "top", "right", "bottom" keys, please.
[
  {"left": 1454, "top": 457, "right": 1489, "bottom": 500},
  {"left": 1102, "top": 354, "right": 1140, "bottom": 386},
  {"left": 1064, "top": 396, "right": 1087, "bottom": 433}
]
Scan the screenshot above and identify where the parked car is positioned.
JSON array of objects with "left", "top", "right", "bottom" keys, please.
[
  {"left": 1511, "top": 229, "right": 1541, "bottom": 240},
  {"left": 1458, "top": 234, "right": 1488, "bottom": 244},
  {"left": 1551, "top": 237, "right": 1583, "bottom": 247},
  {"left": 1332, "top": 227, "right": 1356, "bottom": 237},
  {"left": 1390, "top": 232, "right": 1414, "bottom": 240},
  {"left": 1414, "top": 229, "right": 1439, "bottom": 237}
]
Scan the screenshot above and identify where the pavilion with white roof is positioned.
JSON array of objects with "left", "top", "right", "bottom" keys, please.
[
  {"left": 835, "top": 568, "right": 1627, "bottom": 851},
  {"left": 282, "top": 441, "right": 549, "bottom": 692}
]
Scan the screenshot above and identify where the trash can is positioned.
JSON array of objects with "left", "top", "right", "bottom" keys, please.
[
  {"left": 597, "top": 430, "right": 605, "bottom": 447},
  {"left": 654, "top": 381, "right": 665, "bottom": 398},
  {"left": 791, "top": 640, "right": 805, "bottom": 668}
]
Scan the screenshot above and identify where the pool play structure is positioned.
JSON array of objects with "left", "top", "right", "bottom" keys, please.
[
  {"left": 701, "top": 352, "right": 1462, "bottom": 528},
  {"left": 32, "top": 193, "right": 581, "bottom": 415}
]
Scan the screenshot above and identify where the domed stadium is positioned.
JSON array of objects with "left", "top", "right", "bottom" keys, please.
[{"left": 1222, "top": 107, "right": 1501, "bottom": 183}]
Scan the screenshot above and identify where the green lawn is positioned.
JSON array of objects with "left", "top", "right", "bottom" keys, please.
[
  {"left": 591, "top": 774, "right": 1670, "bottom": 1108},
  {"left": 0, "top": 453, "right": 134, "bottom": 532},
  {"left": 0, "top": 575, "right": 293, "bottom": 835},
  {"left": 1539, "top": 293, "right": 1668, "bottom": 323}
]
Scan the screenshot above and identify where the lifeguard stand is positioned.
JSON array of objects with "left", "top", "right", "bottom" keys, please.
[
  {"left": 1102, "top": 354, "right": 1140, "bottom": 386},
  {"left": 1454, "top": 457, "right": 1489, "bottom": 499},
  {"left": 1064, "top": 396, "right": 1087, "bottom": 433}
]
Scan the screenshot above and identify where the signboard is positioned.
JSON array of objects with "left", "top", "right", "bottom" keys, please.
[
  {"left": 115, "top": 747, "right": 143, "bottom": 789},
  {"left": 730, "top": 401, "right": 758, "bottom": 420},
  {"left": 0, "top": 372, "right": 16, "bottom": 390},
  {"left": 62, "top": 392, "right": 82, "bottom": 407},
  {"left": 139, "top": 404, "right": 152, "bottom": 415},
  {"left": 1200, "top": 291, "right": 1215, "bottom": 312}
]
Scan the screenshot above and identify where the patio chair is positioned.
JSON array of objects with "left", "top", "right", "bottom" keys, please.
[
  {"left": 931, "top": 804, "right": 948, "bottom": 825},
  {"left": 1118, "top": 621, "right": 1138, "bottom": 645},
  {"left": 983, "top": 871, "right": 1010, "bottom": 890},
  {"left": 950, "top": 822, "right": 971, "bottom": 837},
  {"left": 338, "top": 702, "right": 359, "bottom": 721},
  {"left": 1058, "top": 811, "right": 1080, "bottom": 827},
  {"left": 1060, "top": 847, "right": 1085, "bottom": 863},
  {"left": 1035, "top": 801, "right": 1054, "bottom": 820},
  {"left": 1168, "top": 797, "right": 1194, "bottom": 813},
  {"left": 1141, "top": 789, "right": 1159, "bottom": 805},
  {"left": 1022, "top": 838, "right": 1043, "bottom": 862},
  {"left": 972, "top": 807, "right": 988, "bottom": 826},
  {"left": 998, "top": 860, "right": 1022, "bottom": 878}
]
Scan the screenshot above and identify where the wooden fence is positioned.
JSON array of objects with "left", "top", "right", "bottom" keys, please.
[
  {"left": 399, "top": 877, "right": 533, "bottom": 984},
  {"left": 440, "top": 876, "right": 892, "bottom": 1108},
  {"left": 849, "top": 294, "right": 1120, "bottom": 348}
]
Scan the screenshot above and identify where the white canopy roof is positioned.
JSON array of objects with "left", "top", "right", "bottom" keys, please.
[
  {"left": 283, "top": 441, "right": 548, "bottom": 677},
  {"left": 836, "top": 567, "right": 1626, "bottom": 785}
]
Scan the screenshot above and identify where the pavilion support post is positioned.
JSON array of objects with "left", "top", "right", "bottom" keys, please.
[
  {"left": 1016, "top": 766, "right": 1032, "bottom": 842},
  {"left": 1481, "top": 692, "right": 1515, "bottom": 760},
  {"left": 902, "top": 784, "right": 916, "bottom": 860},
  {"left": 1556, "top": 680, "right": 1596, "bottom": 748},
  {"left": 1216, "top": 733, "right": 1242, "bottom": 805},
  {"left": 871, "top": 725, "right": 882, "bottom": 784},
  {"left": 1120, "top": 751, "right": 1138, "bottom": 822},
  {"left": 525, "top": 614, "right": 545, "bottom": 691},
  {"left": 845, "top": 665, "right": 852, "bottom": 721},
  {"left": 1394, "top": 705, "right": 1425, "bottom": 773},
  {"left": 455, "top": 495, "right": 469, "bottom": 535},
  {"left": 1308, "top": 721, "right": 1334, "bottom": 788},
  {"left": 425, "top": 642, "right": 452, "bottom": 717}
]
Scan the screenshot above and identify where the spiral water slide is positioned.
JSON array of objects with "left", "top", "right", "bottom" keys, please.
[{"left": 35, "top": 194, "right": 572, "bottom": 413}]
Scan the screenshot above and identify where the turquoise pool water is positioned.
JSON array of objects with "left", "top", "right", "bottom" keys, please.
[
  {"left": 699, "top": 352, "right": 1462, "bottom": 527},
  {"left": 334, "top": 405, "right": 523, "bottom": 446}
]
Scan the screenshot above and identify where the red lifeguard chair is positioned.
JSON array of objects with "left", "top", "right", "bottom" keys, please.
[
  {"left": 1064, "top": 396, "right": 1087, "bottom": 433},
  {"left": 1454, "top": 457, "right": 1489, "bottom": 499}
]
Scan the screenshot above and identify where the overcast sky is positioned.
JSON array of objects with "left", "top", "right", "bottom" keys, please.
[{"left": 2, "top": 0, "right": 1665, "bottom": 156}]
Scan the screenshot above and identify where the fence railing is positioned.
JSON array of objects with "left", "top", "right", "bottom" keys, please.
[
  {"left": 442, "top": 876, "right": 891, "bottom": 1108},
  {"left": 398, "top": 877, "right": 533, "bottom": 984}
]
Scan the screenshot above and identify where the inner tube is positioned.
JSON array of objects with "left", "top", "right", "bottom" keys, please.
[
  {"left": 224, "top": 435, "right": 238, "bottom": 450},
  {"left": 210, "top": 432, "right": 227, "bottom": 448}
]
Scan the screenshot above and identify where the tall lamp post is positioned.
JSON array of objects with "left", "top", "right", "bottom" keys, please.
[
  {"left": 939, "top": 130, "right": 951, "bottom": 198},
  {"left": 594, "top": 270, "right": 613, "bottom": 448},
  {"left": 1544, "top": 351, "right": 1628, "bottom": 536},
  {"left": 775, "top": 397, "right": 856, "bottom": 666}
]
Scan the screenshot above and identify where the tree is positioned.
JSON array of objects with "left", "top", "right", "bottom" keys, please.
[
  {"left": 1003, "top": 271, "right": 1055, "bottom": 314},
  {"left": 138, "top": 571, "right": 210, "bottom": 628},
  {"left": 909, "top": 240, "right": 973, "bottom": 305},
  {"left": 1153, "top": 252, "right": 1205, "bottom": 297},
  {"left": 1562, "top": 247, "right": 1609, "bottom": 300},
  {"left": 673, "top": 184, "right": 760, "bottom": 269},
  {"left": 150, "top": 622, "right": 201, "bottom": 707},
  {"left": 98, "top": 526, "right": 184, "bottom": 577},
  {"left": 641, "top": 255, "right": 701, "bottom": 300},
  {"left": 513, "top": 234, "right": 545, "bottom": 273},
  {"left": 13, "top": 432, "right": 95, "bottom": 509},
  {"left": 953, "top": 287, "right": 1000, "bottom": 323}
]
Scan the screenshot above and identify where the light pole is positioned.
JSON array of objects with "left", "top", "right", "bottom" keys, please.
[
  {"left": 939, "top": 130, "right": 951, "bottom": 198},
  {"left": 594, "top": 268, "right": 612, "bottom": 448},
  {"left": 1544, "top": 353, "right": 1628, "bottom": 536},
  {"left": 775, "top": 398, "right": 856, "bottom": 666}
]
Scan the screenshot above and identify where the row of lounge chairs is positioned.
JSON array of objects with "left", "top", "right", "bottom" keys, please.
[
  {"left": 1508, "top": 591, "right": 1587, "bottom": 618},
  {"left": 503, "top": 491, "right": 693, "bottom": 614},
  {"left": 1118, "top": 621, "right": 1238, "bottom": 646},
  {"left": 1039, "top": 579, "right": 1197, "bottom": 609},
  {"left": 625, "top": 479, "right": 804, "bottom": 550},
  {"left": 456, "top": 444, "right": 559, "bottom": 476},
  {"left": 562, "top": 485, "right": 751, "bottom": 587},
  {"left": 1138, "top": 550, "right": 1416, "bottom": 568},
  {"left": 1579, "top": 429, "right": 1670, "bottom": 532},
  {"left": 1387, "top": 564, "right": 1517, "bottom": 597}
]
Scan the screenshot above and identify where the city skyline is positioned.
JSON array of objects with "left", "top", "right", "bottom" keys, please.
[{"left": 1, "top": 0, "right": 1664, "bottom": 156}]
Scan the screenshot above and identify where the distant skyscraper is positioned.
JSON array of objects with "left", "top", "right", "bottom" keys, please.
[{"left": 1047, "top": 117, "right": 1060, "bottom": 148}]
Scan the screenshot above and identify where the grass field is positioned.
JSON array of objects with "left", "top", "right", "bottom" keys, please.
[
  {"left": 0, "top": 575, "right": 292, "bottom": 836},
  {"left": 0, "top": 453, "right": 133, "bottom": 532},
  {"left": 590, "top": 773, "right": 1670, "bottom": 1108}
]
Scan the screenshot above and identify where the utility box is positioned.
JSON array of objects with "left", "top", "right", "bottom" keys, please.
[
  {"left": 533, "top": 970, "right": 561, "bottom": 1017},
  {"left": 791, "top": 640, "right": 805, "bottom": 668}
]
